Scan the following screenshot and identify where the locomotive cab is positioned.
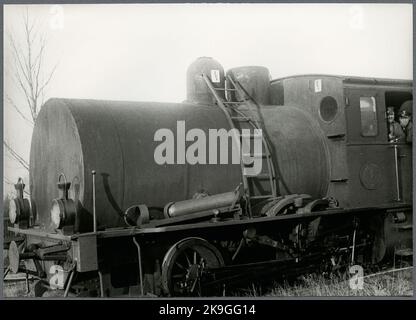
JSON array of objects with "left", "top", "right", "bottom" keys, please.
[
  {"left": 270, "top": 75, "right": 413, "bottom": 209},
  {"left": 343, "top": 79, "right": 412, "bottom": 207}
]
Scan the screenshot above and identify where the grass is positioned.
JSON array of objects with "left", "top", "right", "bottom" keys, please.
[
  {"left": 245, "top": 268, "right": 413, "bottom": 297},
  {"left": 3, "top": 276, "right": 35, "bottom": 298}
]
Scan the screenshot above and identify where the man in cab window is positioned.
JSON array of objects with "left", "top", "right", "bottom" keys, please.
[
  {"left": 398, "top": 100, "right": 412, "bottom": 144},
  {"left": 387, "top": 107, "right": 405, "bottom": 143}
]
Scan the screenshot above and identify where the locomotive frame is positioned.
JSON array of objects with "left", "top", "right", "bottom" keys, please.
[{"left": 6, "top": 201, "right": 411, "bottom": 297}]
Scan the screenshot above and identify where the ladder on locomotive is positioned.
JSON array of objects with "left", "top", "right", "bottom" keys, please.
[{"left": 202, "top": 73, "right": 277, "bottom": 217}]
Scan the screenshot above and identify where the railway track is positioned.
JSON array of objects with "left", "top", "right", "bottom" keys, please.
[{"left": 361, "top": 266, "right": 413, "bottom": 280}]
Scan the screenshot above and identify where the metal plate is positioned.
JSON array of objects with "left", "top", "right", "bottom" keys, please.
[{"left": 73, "top": 235, "right": 98, "bottom": 272}]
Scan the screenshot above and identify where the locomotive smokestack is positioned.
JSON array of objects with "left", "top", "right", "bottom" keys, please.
[{"left": 186, "top": 57, "right": 225, "bottom": 105}]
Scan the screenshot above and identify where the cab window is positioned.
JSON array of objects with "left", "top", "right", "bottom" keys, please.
[{"left": 360, "top": 97, "right": 378, "bottom": 136}]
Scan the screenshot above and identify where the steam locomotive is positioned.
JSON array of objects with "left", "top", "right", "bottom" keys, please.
[{"left": 5, "top": 57, "right": 412, "bottom": 297}]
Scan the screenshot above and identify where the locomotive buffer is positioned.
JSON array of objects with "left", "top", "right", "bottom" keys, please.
[{"left": 202, "top": 73, "right": 277, "bottom": 217}]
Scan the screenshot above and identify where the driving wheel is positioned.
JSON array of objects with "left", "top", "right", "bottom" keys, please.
[{"left": 161, "top": 237, "right": 224, "bottom": 296}]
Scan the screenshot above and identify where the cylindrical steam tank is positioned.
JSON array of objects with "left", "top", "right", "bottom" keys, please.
[
  {"left": 186, "top": 57, "right": 225, "bottom": 105},
  {"left": 30, "top": 99, "right": 242, "bottom": 232},
  {"left": 30, "top": 57, "right": 330, "bottom": 232},
  {"left": 226, "top": 66, "right": 271, "bottom": 105}
]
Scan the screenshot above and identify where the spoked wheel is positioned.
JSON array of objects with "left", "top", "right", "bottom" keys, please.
[{"left": 161, "top": 237, "right": 224, "bottom": 297}]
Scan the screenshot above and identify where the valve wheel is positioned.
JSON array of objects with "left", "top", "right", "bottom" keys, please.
[{"left": 161, "top": 237, "right": 224, "bottom": 297}]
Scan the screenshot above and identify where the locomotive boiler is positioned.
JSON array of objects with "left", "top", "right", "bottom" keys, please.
[{"left": 5, "top": 57, "right": 413, "bottom": 297}]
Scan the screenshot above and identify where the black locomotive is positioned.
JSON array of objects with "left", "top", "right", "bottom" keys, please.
[{"left": 5, "top": 57, "right": 412, "bottom": 297}]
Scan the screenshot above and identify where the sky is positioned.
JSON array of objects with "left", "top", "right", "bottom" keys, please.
[{"left": 3, "top": 3, "right": 413, "bottom": 194}]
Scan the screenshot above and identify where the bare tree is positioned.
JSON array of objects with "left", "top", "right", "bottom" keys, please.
[
  {"left": 4, "top": 141, "right": 30, "bottom": 171},
  {"left": 4, "top": 7, "right": 57, "bottom": 172}
]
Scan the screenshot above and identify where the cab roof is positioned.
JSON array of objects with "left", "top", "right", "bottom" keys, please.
[{"left": 270, "top": 74, "right": 413, "bottom": 87}]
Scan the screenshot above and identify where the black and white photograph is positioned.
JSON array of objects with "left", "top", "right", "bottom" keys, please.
[{"left": 1, "top": 2, "right": 413, "bottom": 300}]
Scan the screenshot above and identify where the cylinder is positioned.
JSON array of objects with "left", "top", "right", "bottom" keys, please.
[
  {"left": 226, "top": 66, "right": 271, "bottom": 105},
  {"left": 29, "top": 98, "right": 242, "bottom": 231},
  {"left": 186, "top": 57, "right": 225, "bottom": 105},
  {"left": 164, "top": 191, "right": 238, "bottom": 218}
]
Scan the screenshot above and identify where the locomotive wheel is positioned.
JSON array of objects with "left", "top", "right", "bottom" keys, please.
[{"left": 161, "top": 237, "right": 224, "bottom": 297}]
